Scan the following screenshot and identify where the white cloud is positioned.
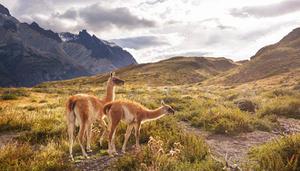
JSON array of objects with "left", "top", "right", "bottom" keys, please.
[{"left": 0, "top": 0, "right": 299, "bottom": 63}]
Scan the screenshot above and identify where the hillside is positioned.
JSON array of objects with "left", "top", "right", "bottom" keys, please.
[
  {"left": 0, "top": 4, "right": 136, "bottom": 87},
  {"left": 41, "top": 56, "right": 238, "bottom": 87},
  {"left": 226, "top": 27, "right": 300, "bottom": 83},
  {"left": 1, "top": 61, "right": 300, "bottom": 170}
]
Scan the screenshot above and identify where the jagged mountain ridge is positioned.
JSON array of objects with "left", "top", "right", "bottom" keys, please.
[
  {"left": 60, "top": 30, "right": 137, "bottom": 68},
  {"left": 0, "top": 4, "right": 10, "bottom": 16},
  {"left": 0, "top": 4, "right": 137, "bottom": 87}
]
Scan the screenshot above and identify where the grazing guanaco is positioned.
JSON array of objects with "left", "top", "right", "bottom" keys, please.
[
  {"left": 66, "top": 72, "right": 124, "bottom": 160},
  {"left": 103, "top": 100, "right": 175, "bottom": 156}
]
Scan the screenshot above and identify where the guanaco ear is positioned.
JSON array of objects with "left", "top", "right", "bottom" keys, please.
[
  {"left": 110, "top": 72, "right": 115, "bottom": 77},
  {"left": 161, "top": 100, "right": 166, "bottom": 106}
]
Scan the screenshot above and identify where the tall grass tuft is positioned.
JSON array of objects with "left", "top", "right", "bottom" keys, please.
[{"left": 248, "top": 134, "right": 300, "bottom": 171}]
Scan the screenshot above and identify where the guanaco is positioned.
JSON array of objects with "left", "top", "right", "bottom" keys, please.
[
  {"left": 103, "top": 100, "right": 175, "bottom": 156},
  {"left": 66, "top": 72, "right": 124, "bottom": 160}
]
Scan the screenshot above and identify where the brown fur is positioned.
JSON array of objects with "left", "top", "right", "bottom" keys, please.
[
  {"left": 103, "top": 99, "right": 175, "bottom": 155},
  {"left": 65, "top": 72, "right": 124, "bottom": 160}
]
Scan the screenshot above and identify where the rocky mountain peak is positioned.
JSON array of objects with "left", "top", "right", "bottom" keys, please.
[
  {"left": 0, "top": 4, "right": 10, "bottom": 16},
  {"left": 79, "top": 29, "right": 90, "bottom": 37},
  {"left": 0, "top": 5, "right": 137, "bottom": 87},
  {"left": 29, "top": 22, "right": 62, "bottom": 42}
]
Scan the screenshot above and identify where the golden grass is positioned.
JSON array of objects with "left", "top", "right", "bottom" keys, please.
[
  {"left": 0, "top": 74, "right": 299, "bottom": 170},
  {"left": 248, "top": 134, "right": 300, "bottom": 171}
]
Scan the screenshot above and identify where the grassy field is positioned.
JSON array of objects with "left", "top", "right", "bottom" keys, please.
[{"left": 0, "top": 71, "right": 300, "bottom": 170}]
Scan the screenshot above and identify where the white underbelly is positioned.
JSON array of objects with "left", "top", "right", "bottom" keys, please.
[{"left": 122, "top": 106, "right": 135, "bottom": 124}]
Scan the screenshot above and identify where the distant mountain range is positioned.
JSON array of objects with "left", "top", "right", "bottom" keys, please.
[
  {"left": 1, "top": 3, "right": 299, "bottom": 87},
  {"left": 49, "top": 26, "right": 300, "bottom": 87},
  {"left": 0, "top": 4, "right": 136, "bottom": 87}
]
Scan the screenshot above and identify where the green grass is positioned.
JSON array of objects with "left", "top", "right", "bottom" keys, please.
[
  {"left": 259, "top": 97, "right": 300, "bottom": 119},
  {"left": 248, "top": 134, "right": 300, "bottom": 171},
  {"left": 0, "top": 80, "right": 299, "bottom": 170},
  {"left": 0, "top": 142, "right": 70, "bottom": 171},
  {"left": 0, "top": 88, "right": 30, "bottom": 100},
  {"left": 110, "top": 118, "right": 222, "bottom": 170}
]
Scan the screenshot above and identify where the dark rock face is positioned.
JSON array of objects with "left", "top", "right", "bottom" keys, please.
[
  {"left": 0, "top": 4, "right": 137, "bottom": 87},
  {"left": 3, "top": 20, "right": 17, "bottom": 31},
  {"left": 0, "top": 43, "right": 89, "bottom": 87},
  {"left": 64, "top": 30, "right": 137, "bottom": 67},
  {"left": 29, "top": 22, "right": 62, "bottom": 42},
  {"left": 0, "top": 4, "right": 10, "bottom": 16}
]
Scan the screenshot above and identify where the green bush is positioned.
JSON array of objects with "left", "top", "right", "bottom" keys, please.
[
  {"left": 0, "top": 89, "right": 30, "bottom": 100},
  {"left": 110, "top": 118, "right": 222, "bottom": 170},
  {"left": 0, "top": 108, "right": 32, "bottom": 132},
  {"left": 189, "top": 106, "right": 270, "bottom": 135},
  {"left": 0, "top": 142, "right": 70, "bottom": 171},
  {"left": 248, "top": 134, "right": 300, "bottom": 171},
  {"left": 0, "top": 143, "right": 34, "bottom": 170},
  {"left": 272, "top": 89, "right": 294, "bottom": 97},
  {"left": 259, "top": 98, "right": 300, "bottom": 119},
  {"left": 1, "top": 94, "right": 18, "bottom": 100}
]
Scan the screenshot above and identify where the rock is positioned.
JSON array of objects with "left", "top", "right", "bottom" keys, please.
[
  {"left": 0, "top": 4, "right": 10, "bottom": 16},
  {"left": 61, "top": 30, "right": 137, "bottom": 68},
  {"left": 0, "top": 5, "right": 137, "bottom": 87},
  {"left": 29, "top": 22, "right": 62, "bottom": 42},
  {"left": 3, "top": 20, "right": 17, "bottom": 31}
]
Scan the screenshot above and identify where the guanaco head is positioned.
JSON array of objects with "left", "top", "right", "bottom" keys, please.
[
  {"left": 161, "top": 100, "right": 175, "bottom": 115},
  {"left": 108, "top": 72, "right": 125, "bottom": 86}
]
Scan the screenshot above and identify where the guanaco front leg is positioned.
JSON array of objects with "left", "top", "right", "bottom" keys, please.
[{"left": 134, "top": 123, "right": 141, "bottom": 150}]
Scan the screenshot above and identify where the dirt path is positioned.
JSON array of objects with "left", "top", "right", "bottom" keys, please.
[
  {"left": 0, "top": 131, "right": 27, "bottom": 148},
  {"left": 73, "top": 147, "right": 137, "bottom": 171},
  {"left": 2, "top": 117, "right": 299, "bottom": 170},
  {"left": 74, "top": 154, "right": 118, "bottom": 171},
  {"left": 180, "top": 117, "right": 300, "bottom": 165},
  {"left": 69, "top": 117, "right": 300, "bottom": 170}
]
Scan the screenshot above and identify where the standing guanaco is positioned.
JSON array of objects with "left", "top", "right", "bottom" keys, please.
[
  {"left": 66, "top": 72, "right": 124, "bottom": 160},
  {"left": 103, "top": 100, "right": 175, "bottom": 156}
]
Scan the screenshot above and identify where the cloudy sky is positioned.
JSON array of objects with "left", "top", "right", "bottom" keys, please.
[{"left": 1, "top": 0, "right": 300, "bottom": 63}]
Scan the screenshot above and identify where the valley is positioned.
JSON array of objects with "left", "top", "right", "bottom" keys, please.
[
  {"left": 0, "top": 66, "right": 299, "bottom": 170},
  {"left": 0, "top": 2, "right": 300, "bottom": 171}
]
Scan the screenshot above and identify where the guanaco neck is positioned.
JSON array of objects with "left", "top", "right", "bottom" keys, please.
[
  {"left": 103, "top": 83, "right": 115, "bottom": 103},
  {"left": 144, "top": 107, "right": 165, "bottom": 121}
]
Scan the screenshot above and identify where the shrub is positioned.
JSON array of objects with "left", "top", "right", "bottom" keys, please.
[
  {"left": 248, "top": 134, "right": 300, "bottom": 171},
  {"left": 110, "top": 118, "right": 222, "bottom": 170},
  {"left": 1, "top": 94, "right": 18, "bottom": 100},
  {"left": 30, "top": 142, "right": 70, "bottom": 170},
  {"left": 272, "top": 89, "right": 294, "bottom": 97},
  {"left": 0, "top": 142, "right": 70, "bottom": 171},
  {"left": 259, "top": 98, "right": 300, "bottom": 119},
  {"left": 0, "top": 89, "right": 30, "bottom": 100},
  {"left": 0, "top": 143, "right": 34, "bottom": 170},
  {"left": 190, "top": 106, "right": 255, "bottom": 135},
  {"left": 234, "top": 99, "right": 257, "bottom": 113},
  {"left": 17, "top": 117, "right": 65, "bottom": 144},
  {"left": 0, "top": 108, "right": 32, "bottom": 132}
]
